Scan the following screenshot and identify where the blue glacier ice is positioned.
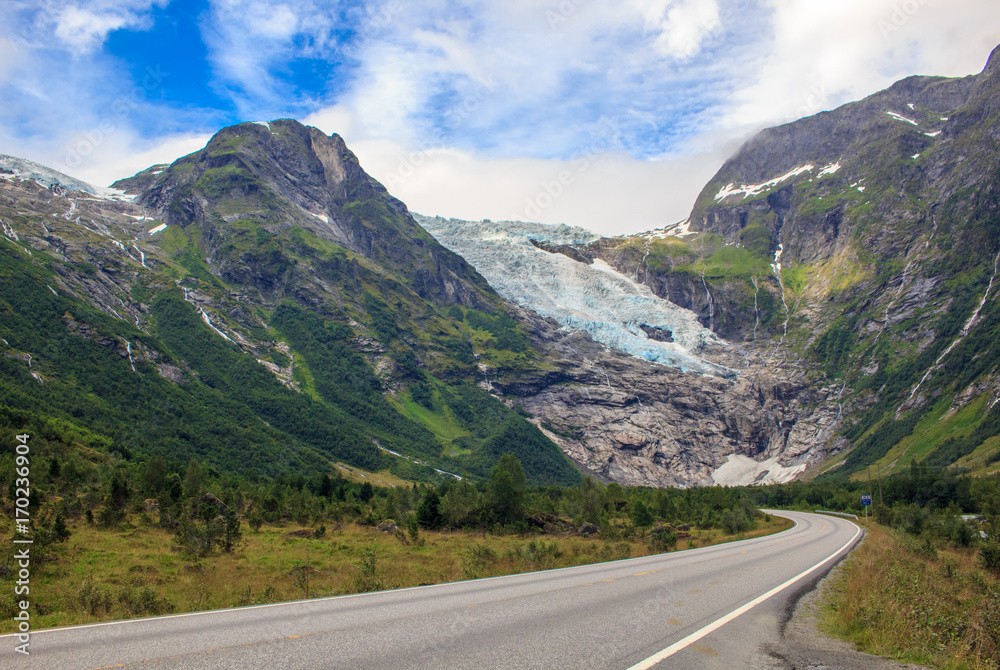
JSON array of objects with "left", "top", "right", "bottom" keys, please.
[{"left": 418, "top": 216, "right": 731, "bottom": 376}]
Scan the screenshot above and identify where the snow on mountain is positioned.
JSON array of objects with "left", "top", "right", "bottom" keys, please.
[
  {"left": 0, "top": 154, "right": 131, "bottom": 199},
  {"left": 418, "top": 215, "right": 732, "bottom": 376}
]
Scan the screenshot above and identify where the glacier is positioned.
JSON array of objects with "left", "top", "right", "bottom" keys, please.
[{"left": 418, "top": 216, "right": 732, "bottom": 376}]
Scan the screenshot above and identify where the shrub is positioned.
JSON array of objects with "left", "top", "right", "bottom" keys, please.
[
  {"left": 353, "top": 542, "right": 384, "bottom": 593},
  {"left": 649, "top": 528, "right": 678, "bottom": 553},
  {"left": 721, "top": 508, "right": 751, "bottom": 534},
  {"left": 981, "top": 538, "right": 1000, "bottom": 574}
]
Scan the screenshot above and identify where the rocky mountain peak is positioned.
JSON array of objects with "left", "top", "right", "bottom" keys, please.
[
  {"left": 109, "top": 118, "right": 499, "bottom": 309},
  {"left": 984, "top": 43, "right": 1000, "bottom": 76}
]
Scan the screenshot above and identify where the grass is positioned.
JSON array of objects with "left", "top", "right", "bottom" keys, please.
[
  {"left": 866, "top": 395, "right": 990, "bottom": 479},
  {"left": 821, "top": 524, "right": 1000, "bottom": 669},
  {"left": 391, "top": 392, "right": 471, "bottom": 445},
  {"left": 0, "top": 514, "right": 791, "bottom": 633}
]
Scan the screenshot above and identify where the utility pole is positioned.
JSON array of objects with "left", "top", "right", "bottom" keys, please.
[
  {"left": 876, "top": 463, "right": 884, "bottom": 506},
  {"left": 867, "top": 466, "right": 874, "bottom": 522}
]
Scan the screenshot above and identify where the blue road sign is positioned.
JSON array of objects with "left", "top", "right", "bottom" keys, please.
[{"left": 861, "top": 494, "right": 872, "bottom": 506}]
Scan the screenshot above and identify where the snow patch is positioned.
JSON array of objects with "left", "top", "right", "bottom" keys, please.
[
  {"left": 714, "top": 165, "right": 814, "bottom": 201},
  {"left": 887, "top": 111, "right": 919, "bottom": 126},
  {"left": 253, "top": 121, "right": 271, "bottom": 131},
  {"left": 940, "top": 117, "right": 949, "bottom": 121},
  {"left": 818, "top": 162, "right": 841, "bottom": 177},
  {"left": 857, "top": 186, "right": 866, "bottom": 193},
  {"left": 148, "top": 223, "right": 168, "bottom": 235},
  {"left": 639, "top": 219, "right": 693, "bottom": 239},
  {"left": 907, "top": 103, "right": 915, "bottom": 110},
  {"left": 711, "top": 454, "right": 807, "bottom": 486},
  {"left": 313, "top": 213, "right": 329, "bottom": 224},
  {"left": 94, "top": 187, "right": 137, "bottom": 201},
  {"left": 911, "top": 154, "right": 921, "bottom": 160},
  {"left": 924, "top": 131, "right": 942, "bottom": 138},
  {"left": 1, "top": 220, "right": 18, "bottom": 241}
]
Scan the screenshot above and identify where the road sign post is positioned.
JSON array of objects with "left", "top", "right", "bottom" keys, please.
[{"left": 861, "top": 494, "right": 872, "bottom": 521}]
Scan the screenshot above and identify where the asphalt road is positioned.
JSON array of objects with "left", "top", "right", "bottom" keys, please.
[{"left": 1, "top": 511, "right": 862, "bottom": 669}]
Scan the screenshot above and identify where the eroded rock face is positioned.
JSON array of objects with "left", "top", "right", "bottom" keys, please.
[{"left": 494, "top": 311, "right": 838, "bottom": 488}]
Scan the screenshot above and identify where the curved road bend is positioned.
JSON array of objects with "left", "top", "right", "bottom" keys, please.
[{"left": 2, "top": 511, "right": 861, "bottom": 669}]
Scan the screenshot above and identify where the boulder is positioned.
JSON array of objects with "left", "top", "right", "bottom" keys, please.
[{"left": 377, "top": 519, "right": 399, "bottom": 533}]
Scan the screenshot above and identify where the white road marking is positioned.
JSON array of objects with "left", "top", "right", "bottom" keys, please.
[{"left": 627, "top": 519, "right": 861, "bottom": 670}]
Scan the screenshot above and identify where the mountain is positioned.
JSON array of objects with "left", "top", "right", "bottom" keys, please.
[
  {"left": 0, "top": 120, "right": 582, "bottom": 486},
  {"left": 503, "top": 44, "right": 1000, "bottom": 483},
  {"left": 5, "top": 45, "right": 999, "bottom": 490}
]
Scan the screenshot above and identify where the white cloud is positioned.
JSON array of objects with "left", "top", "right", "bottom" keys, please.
[
  {"left": 721, "top": 0, "right": 1000, "bottom": 129},
  {"left": 304, "top": 0, "right": 999, "bottom": 235},
  {"left": 70, "top": 132, "right": 213, "bottom": 187},
  {"left": 630, "top": 0, "right": 722, "bottom": 59},
  {"left": 2, "top": 0, "right": 999, "bottom": 237},
  {"left": 200, "top": 0, "right": 342, "bottom": 115},
  {"left": 6, "top": 1, "right": 165, "bottom": 55},
  {"left": 306, "top": 128, "right": 742, "bottom": 237}
]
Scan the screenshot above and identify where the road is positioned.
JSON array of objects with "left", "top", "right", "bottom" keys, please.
[{"left": 1, "top": 511, "right": 861, "bottom": 669}]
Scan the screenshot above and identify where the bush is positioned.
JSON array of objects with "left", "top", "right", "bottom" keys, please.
[
  {"left": 97, "top": 506, "right": 126, "bottom": 529},
  {"left": 981, "top": 539, "right": 1000, "bottom": 574},
  {"left": 353, "top": 542, "right": 385, "bottom": 593},
  {"left": 721, "top": 508, "right": 751, "bottom": 534},
  {"left": 649, "top": 528, "right": 678, "bottom": 553},
  {"left": 78, "top": 581, "right": 114, "bottom": 615}
]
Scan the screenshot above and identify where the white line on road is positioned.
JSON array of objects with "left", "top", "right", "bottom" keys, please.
[{"left": 627, "top": 517, "right": 862, "bottom": 670}]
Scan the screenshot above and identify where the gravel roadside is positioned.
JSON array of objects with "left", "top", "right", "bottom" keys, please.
[{"left": 766, "top": 550, "right": 932, "bottom": 670}]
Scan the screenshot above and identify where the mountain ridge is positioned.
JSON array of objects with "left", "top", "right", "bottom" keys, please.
[{"left": 4, "top": 44, "right": 1000, "bottom": 488}]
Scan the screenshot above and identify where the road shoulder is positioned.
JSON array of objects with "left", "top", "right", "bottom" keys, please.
[{"left": 767, "top": 548, "right": 932, "bottom": 670}]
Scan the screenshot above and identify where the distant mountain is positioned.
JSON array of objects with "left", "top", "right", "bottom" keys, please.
[{"left": 520, "top": 43, "right": 1000, "bottom": 482}]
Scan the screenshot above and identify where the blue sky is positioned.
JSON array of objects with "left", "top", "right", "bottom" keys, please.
[{"left": 1, "top": 0, "right": 999, "bottom": 234}]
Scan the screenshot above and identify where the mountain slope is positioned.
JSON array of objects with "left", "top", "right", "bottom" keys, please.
[
  {"left": 0, "top": 121, "right": 581, "bottom": 486},
  {"left": 578, "top": 45, "right": 1000, "bottom": 481}
]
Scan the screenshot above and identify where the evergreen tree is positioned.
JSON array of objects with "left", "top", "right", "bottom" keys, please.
[
  {"left": 630, "top": 499, "right": 654, "bottom": 527},
  {"left": 486, "top": 453, "right": 527, "bottom": 527},
  {"left": 417, "top": 489, "right": 444, "bottom": 529}
]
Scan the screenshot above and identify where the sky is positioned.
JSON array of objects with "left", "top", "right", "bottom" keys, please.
[{"left": 1, "top": 1, "right": 998, "bottom": 236}]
